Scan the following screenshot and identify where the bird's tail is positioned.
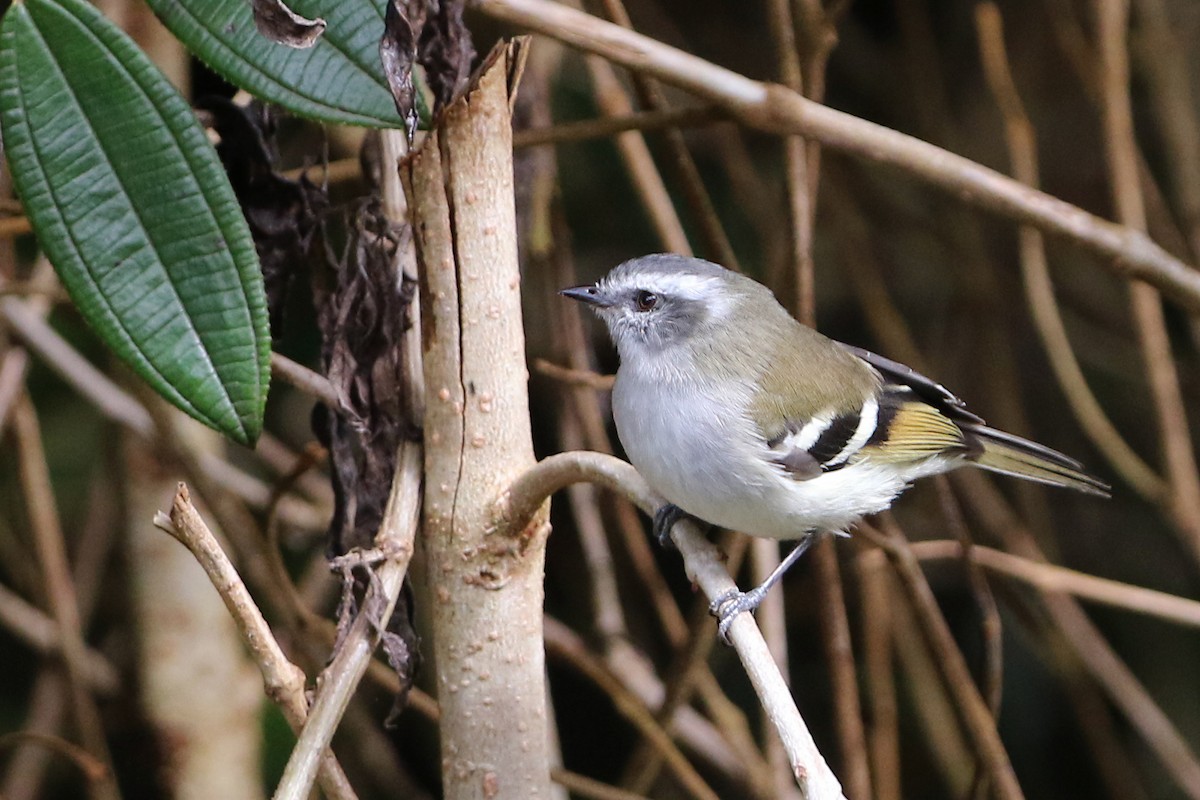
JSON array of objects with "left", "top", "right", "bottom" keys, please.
[{"left": 964, "top": 424, "right": 1110, "bottom": 497}]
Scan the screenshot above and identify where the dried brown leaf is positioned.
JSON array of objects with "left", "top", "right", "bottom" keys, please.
[{"left": 250, "top": 0, "right": 326, "bottom": 48}]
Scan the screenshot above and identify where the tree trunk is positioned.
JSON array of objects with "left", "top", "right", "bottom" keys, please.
[{"left": 405, "top": 40, "right": 553, "bottom": 800}]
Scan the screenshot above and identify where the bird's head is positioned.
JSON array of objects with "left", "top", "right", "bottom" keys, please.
[{"left": 561, "top": 254, "right": 760, "bottom": 358}]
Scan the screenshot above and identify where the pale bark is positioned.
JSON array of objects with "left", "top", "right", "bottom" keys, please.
[{"left": 405, "top": 40, "right": 554, "bottom": 799}]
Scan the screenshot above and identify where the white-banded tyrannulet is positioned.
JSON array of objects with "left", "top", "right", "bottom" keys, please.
[{"left": 563, "top": 253, "right": 1108, "bottom": 638}]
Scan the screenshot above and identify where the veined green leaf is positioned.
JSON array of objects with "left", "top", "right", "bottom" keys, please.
[
  {"left": 0, "top": 0, "right": 271, "bottom": 445},
  {"left": 148, "top": 0, "right": 409, "bottom": 128}
]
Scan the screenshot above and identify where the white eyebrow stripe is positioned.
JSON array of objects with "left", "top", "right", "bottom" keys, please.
[
  {"left": 603, "top": 271, "right": 738, "bottom": 322},
  {"left": 825, "top": 396, "right": 879, "bottom": 467},
  {"left": 649, "top": 274, "right": 721, "bottom": 297},
  {"left": 609, "top": 272, "right": 721, "bottom": 301}
]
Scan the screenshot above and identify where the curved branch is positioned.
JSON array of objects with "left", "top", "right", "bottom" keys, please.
[
  {"left": 500, "top": 450, "right": 847, "bottom": 798},
  {"left": 974, "top": 2, "right": 1165, "bottom": 502},
  {"left": 473, "top": 0, "right": 1200, "bottom": 314}
]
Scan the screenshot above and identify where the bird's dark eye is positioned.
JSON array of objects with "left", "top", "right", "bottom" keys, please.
[{"left": 634, "top": 290, "right": 658, "bottom": 312}]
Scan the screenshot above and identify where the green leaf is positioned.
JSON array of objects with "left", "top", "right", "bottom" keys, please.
[
  {"left": 0, "top": 0, "right": 271, "bottom": 445},
  {"left": 148, "top": 0, "right": 408, "bottom": 128}
]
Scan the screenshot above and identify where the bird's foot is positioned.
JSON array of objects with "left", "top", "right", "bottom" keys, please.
[
  {"left": 651, "top": 503, "right": 689, "bottom": 549},
  {"left": 708, "top": 532, "right": 822, "bottom": 644},
  {"left": 709, "top": 586, "right": 770, "bottom": 644}
]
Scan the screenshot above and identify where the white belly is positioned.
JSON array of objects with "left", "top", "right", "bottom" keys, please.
[
  {"left": 613, "top": 372, "right": 766, "bottom": 530},
  {"left": 613, "top": 368, "right": 949, "bottom": 538}
]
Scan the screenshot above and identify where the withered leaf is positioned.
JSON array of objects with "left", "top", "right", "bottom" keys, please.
[
  {"left": 380, "top": 0, "right": 476, "bottom": 126},
  {"left": 250, "top": 0, "right": 326, "bottom": 49},
  {"left": 314, "top": 199, "right": 416, "bottom": 557},
  {"left": 380, "top": 0, "right": 421, "bottom": 140},
  {"left": 418, "top": 0, "right": 474, "bottom": 109}
]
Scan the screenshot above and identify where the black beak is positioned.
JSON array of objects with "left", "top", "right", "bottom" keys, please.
[{"left": 560, "top": 285, "right": 611, "bottom": 307}]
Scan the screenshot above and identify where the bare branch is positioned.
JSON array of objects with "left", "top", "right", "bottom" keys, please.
[
  {"left": 152, "top": 484, "right": 358, "bottom": 800},
  {"left": 909, "top": 539, "right": 1200, "bottom": 628},
  {"left": 975, "top": 1, "right": 1164, "bottom": 503},
  {"left": 500, "top": 451, "right": 847, "bottom": 798},
  {"left": 0, "top": 584, "right": 119, "bottom": 694},
  {"left": 12, "top": 398, "right": 120, "bottom": 800},
  {"left": 857, "top": 517, "right": 1024, "bottom": 800},
  {"left": 473, "top": 0, "right": 1200, "bottom": 314},
  {"left": 1094, "top": 0, "right": 1200, "bottom": 559},
  {"left": 270, "top": 352, "right": 341, "bottom": 411}
]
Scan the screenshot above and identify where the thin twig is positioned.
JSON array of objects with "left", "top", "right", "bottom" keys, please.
[
  {"left": 1132, "top": 0, "right": 1200, "bottom": 262},
  {"left": 621, "top": 532, "right": 751, "bottom": 796},
  {"left": 933, "top": 476, "right": 1003, "bottom": 800},
  {"left": 263, "top": 446, "right": 331, "bottom": 635},
  {"left": 3, "top": 293, "right": 327, "bottom": 530},
  {"left": 0, "top": 733, "right": 108, "bottom": 784},
  {"left": 854, "top": 546, "right": 901, "bottom": 800},
  {"left": 0, "top": 584, "right": 119, "bottom": 693},
  {"left": 856, "top": 517, "right": 1024, "bottom": 800},
  {"left": 955, "top": 469, "right": 1200, "bottom": 798},
  {"left": 514, "top": 105, "right": 725, "bottom": 149},
  {"left": 0, "top": 280, "right": 67, "bottom": 301},
  {"left": 1094, "top": 0, "right": 1200, "bottom": 561},
  {"left": 909, "top": 539, "right": 1200, "bottom": 629},
  {"left": 0, "top": 346, "right": 30, "bottom": 434},
  {"left": 253, "top": 432, "right": 335, "bottom": 508},
  {"left": 974, "top": 1, "right": 1164, "bottom": 502},
  {"left": 272, "top": 127, "right": 422, "bottom": 800},
  {"left": 152, "top": 484, "right": 358, "bottom": 800},
  {"left": 559, "top": 407, "right": 628, "bottom": 642},
  {"left": 935, "top": 477, "right": 1004, "bottom": 715},
  {"left": 12, "top": 397, "right": 121, "bottom": 800},
  {"left": 545, "top": 618, "right": 721, "bottom": 800},
  {"left": 760, "top": 4, "right": 811, "bottom": 792},
  {"left": 2, "top": 470, "right": 120, "bottom": 800},
  {"left": 550, "top": 767, "right": 654, "bottom": 800},
  {"left": 768, "top": 0, "right": 812, "bottom": 320},
  {"left": 811, "top": 538, "right": 872, "bottom": 798},
  {"left": 821, "top": 173, "right": 925, "bottom": 369},
  {"left": 886, "top": 563, "right": 975, "bottom": 796},
  {"left": 270, "top": 352, "right": 341, "bottom": 410},
  {"left": 748, "top": 536, "right": 793, "bottom": 792},
  {"left": 1, "top": 298, "right": 153, "bottom": 435},
  {"left": 282, "top": 108, "right": 729, "bottom": 187},
  {"left": 1030, "top": 609, "right": 1152, "bottom": 800},
  {"left": 0, "top": 214, "right": 32, "bottom": 238},
  {"left": 472, "top": 0, "right": 1200, "bottom": 313},
  {"left": 596, "top": 0, "right": 739, "bottom": 270},
  {"left": 533, "top": 357, "right": 616, "bottom": 390},
  {"left": 585, "top": 54, "right": 692, "bottom": 255},
  {"left": 598, "top": 634, "right": 768, "bottom": 794}
]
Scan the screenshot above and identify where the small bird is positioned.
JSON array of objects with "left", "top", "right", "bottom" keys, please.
[{"left": 562, "top": 253, "right": 1108, "bottom": 638}]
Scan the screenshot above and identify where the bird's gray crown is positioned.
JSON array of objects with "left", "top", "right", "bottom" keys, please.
[{"left": 607, "top": 253, "right": 732, "bottom": 284}]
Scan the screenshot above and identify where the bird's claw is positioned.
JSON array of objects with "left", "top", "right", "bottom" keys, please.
[
  {"left": 652, "top": 503, "right": 687, "bottom": 550},
  {"left": 709, "top": 587, "right": 767, "bottom": 644}
]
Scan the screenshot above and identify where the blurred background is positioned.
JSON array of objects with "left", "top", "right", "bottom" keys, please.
[{"left": 2, "top": 0, "right": 1199, "bottom": 798}]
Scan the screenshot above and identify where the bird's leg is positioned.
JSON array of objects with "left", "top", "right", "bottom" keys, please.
[
  {"left": 710, "top": 531, "right": 820, "bottom": 643},
  {"left": 651, "top": 503, "right": 690, "bottom": 549}
]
